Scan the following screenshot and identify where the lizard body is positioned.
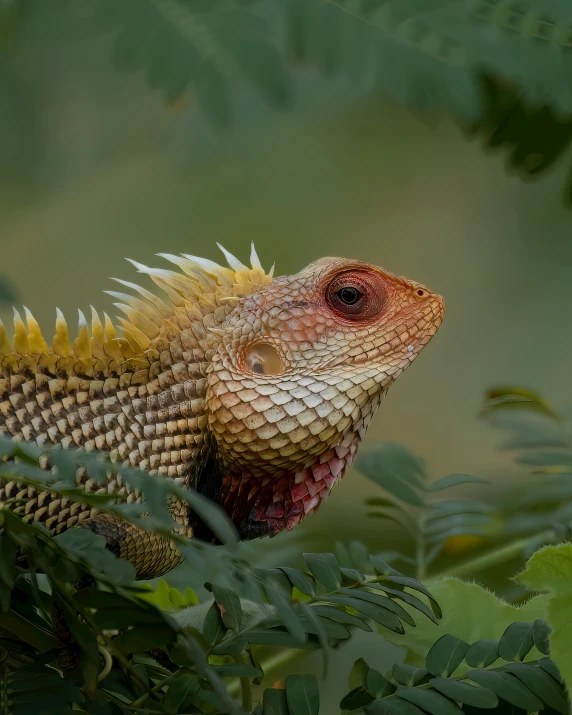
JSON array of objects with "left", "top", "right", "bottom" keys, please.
[{"left": 0, "top": 245, "right": 445, "bottom": 579}]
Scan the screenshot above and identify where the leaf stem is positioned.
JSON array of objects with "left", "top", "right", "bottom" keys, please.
[
  {"left": 232, "top": 654, "right": 254, "bottom": 712},
  {"left": 430, "top": 528, "right": 556, "bottom": 580}
]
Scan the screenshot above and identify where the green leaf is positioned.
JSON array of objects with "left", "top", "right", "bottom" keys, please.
[
  {"left": 210, "top": 584, "right": 243, "bottom": 632},
  {"left": 498, "top": 621, "right": 535, "bottom": 661},
  {"left": 304, "top": 553, "right": 341, "bottom": 591},
  {"left": 364, "top": 496, "right": 401, "bottom": 508},
  {"left": 464, "top": 640, "right": 500, "bottom": 668},
  {"left": 538, "top": 657, "right": 563, "bottom": 682},
  {"left": 426, "top": 501, "right": 495, "bottom": 518},
  {"left": 428, "top": 474, "right": 489, "bottom": 491},
  {"left": 392, "top": 664, "right": 430, "bottom": 687},
  {"left": 211, "top": 662, "right": 263, "bottom": 678},
  {"left": 482, "top": 386, "right": 560, "bottom": 421},
  {"left": 114, "top": 625, "right": 175, "bottom": 654},
  {"left": 397, "top": 687, "right": 463, "bottom": 714},
  {"left": 532, "top": 618, "right": 551, "bottom": 655},
  {"left": 517, "top": 451, "right": 572, "bottom": 467},
  {"left": 338, "top": 586, "right": 414, "bottom": 623},
  {"left": 467, "top": 670, "right": 544, "bottom": 711},
  {"left": 426, "top": 634, "right": 469, "bottom": 677},
  {"left": 367, "top": 669, "right": 395, "bottom": 698},
  {"left": 504, "top": 662, "right": 569, "bottom": 714},
  {"left": 370, "top": 556, "right": 401, "bottom": 577},
  {"left": 355, "top": 443, "right": 426, "bottom": 506},
  {"left": 341, "top": 567, "right": 367, "bottom": 583},
  {"left": 299, "top": 603, "right": 331, "bottom": 676},
  {"left": 0, "top": 536, "right": 16, "bottom": 611},
  {"left": 340, "top": 686, "right": 374, "bottom": 711},
  {"left": 163, "top": 671, "right": 199, "bottom": 714},
  {"left": 212, "top": 628, "right": 306, "bottom": 652},
  {"left": 366, "top": 698, "right": 426, "bottom": 714},
  {"left": 544, "top": 593, "right": 572, "bottom": 701},
  {"left": 514, "top": 544, "right": 572, "bottom": 685},
  {"left": 299, "top": 610, "right": 350, "bottom": 641},
  {"left": 311, "top": 604, "right": 372, "bottom": 631},
  {"left": 265, "top": 578, "right": 306, "bottom": 643},
  {"left": 202, "top": 600, "right": 227, "bottom": 646},
  {"left": 279, "top": 567, "right": 316, "bottom": 597},
  {"left": 285, "top": 673, "right": 319, "bottom": 715},
  {"left": 185, "top": 489, "right": 239, "bottom": 544},
  {"left": 380, "top": 576, "right": 442, "bottom": 619},
  {"left": 263, "top": 687, "right": 289, "bottom": 715},
  {"left": 516, "top": 543, "right": 572, "bottom": 592},
  {"left": 366, "top": 584, "right": 438, "bottom": 624},
  {"left": 325, "top": 595, "right": 404, "bottom": 634},
  {"left": 429, "top": 677, "right": 498, "bottom": 709},
  {"left": 348, "top": 657, "right": 369, "bottom": 690}
]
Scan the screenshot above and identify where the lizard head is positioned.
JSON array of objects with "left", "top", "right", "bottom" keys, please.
[{"left": 206, "top": 255, "right": 445, "bottom": 536}]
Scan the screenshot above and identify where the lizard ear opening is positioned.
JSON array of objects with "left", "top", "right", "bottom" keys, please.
[{"left": 244, "top": 342, "right": 285, "bottom": 376}]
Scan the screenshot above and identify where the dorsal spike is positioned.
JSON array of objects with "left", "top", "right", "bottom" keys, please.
[
  {"left": 103, "top": 313, "right": 117, "bottom": 341},
  {"left": 73, "top": 309, "right": 91, "bottom": 358},
  {"left": 126, "top": 261, "right": 198, "bottom": 298},
  {"left": 217, "top": 243, "right": 247, "bottom": 271},
  {"left": 112, "top": 303, "right": 160, "bottom": 340},
  {"left": 110, "top": 278, "right": 173, "bottom": 319},
  {"left": 180, "top": 253, "right": 226, "bottom": 275},
  {"left": 90, "top": 306, "right": 105, "bottom": 358},
  {"left": 117, "top": 319, "right": 151, "bottom": 351},
  {"left": 13, "top": 308, "right": 30, "bottom": 355},
  {"left": 250, "top": 241, "right": 263, "bottom": 270},
  {"left": 0, "top": 319, "right": 11, "bottom": 356},
  {"left": 23, "top": 306, "right": 49, "bottom": 354},
  {"left": 52, "top": 308, "right": 72, "bottom": 357},
  {"left": 157, "top": 254, "right": 218, "bottom": 291},
  {"left": 104, "top": 291, "right": 163, "bottom": 327}
]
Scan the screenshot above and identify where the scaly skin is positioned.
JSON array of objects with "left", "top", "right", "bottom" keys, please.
[{"left": 0, "top": 245, "right": 445, "bottom": 579}]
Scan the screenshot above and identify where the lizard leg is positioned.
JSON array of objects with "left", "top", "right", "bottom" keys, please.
[
  {"left": 76, "top": 514, "right": 183, "bottom": 581},
  {"left": 54, "top": 516, "right": 183, "bottom": 669}
]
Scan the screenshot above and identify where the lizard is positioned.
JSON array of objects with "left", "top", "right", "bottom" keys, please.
[{"left": 0, "top": 244, "right": 445, "bottom": 580}]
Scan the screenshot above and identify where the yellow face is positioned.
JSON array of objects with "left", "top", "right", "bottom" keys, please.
[{"left": 207, "top": 258, "right": 445, "bottom": 478}]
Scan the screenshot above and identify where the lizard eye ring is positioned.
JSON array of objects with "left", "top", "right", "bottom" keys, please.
[{"left": 326, "top": 270, "right": 385, "bottom": 320}]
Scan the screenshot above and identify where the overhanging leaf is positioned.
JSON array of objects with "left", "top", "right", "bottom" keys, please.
[
  {"left": 429, "top": 677, "right": 498, "bottom": 709},
  {"left": 285, "top": 673, "right": 319, "bottom": 715},
  {"left": 464, "top": 640, "right": 499, "bottom": 669},
  {"left": 304, "top": 553, "right": 341, "bottom": 591},
  {"left": 504, "top": 662, "right": 569, "bottom": 714},
  {"left": 426, "top": 634, "right": 469, "bottom": 677},
  {"left": 497, "top": 621, "right": 535, "bottom": 662},
  {"left": 396, "top": 687, "right": 463, "bottom": 714},
  {"left": 467, "top": 670, "right": 544, "bottom": 711}
]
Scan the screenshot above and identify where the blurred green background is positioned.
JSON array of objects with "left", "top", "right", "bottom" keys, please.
[{"left": 3, "top": 1, "right": 572, "bottom": 708}]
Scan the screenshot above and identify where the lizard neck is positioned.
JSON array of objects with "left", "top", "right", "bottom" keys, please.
[{"left": 214, "top": 428, "right": 363, "bottom": 540}]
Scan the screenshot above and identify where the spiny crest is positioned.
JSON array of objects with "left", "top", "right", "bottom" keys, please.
[{"left": 0, "top": 243, "right": 272, "bottom": 377}]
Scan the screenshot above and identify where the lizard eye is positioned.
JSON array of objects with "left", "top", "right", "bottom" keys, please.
[
  {"left": 337, "top": 286, "right": 362, "bottom": 305},
  {"left": 326, "top": 270, "right": 385, "bottom": 320}
]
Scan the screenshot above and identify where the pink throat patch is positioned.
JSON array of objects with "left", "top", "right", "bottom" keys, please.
[{"left": 219, "top": 431, "right": 362, "bottom": 537}]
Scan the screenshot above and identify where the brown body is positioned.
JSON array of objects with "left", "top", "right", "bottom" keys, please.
[{"left": 0, "top": 246, "right": 445, "bottom": 579}]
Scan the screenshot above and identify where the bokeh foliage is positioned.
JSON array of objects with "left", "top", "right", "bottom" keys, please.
[{"left": 3, "top": 0, "right": 571, "bottom": 200}]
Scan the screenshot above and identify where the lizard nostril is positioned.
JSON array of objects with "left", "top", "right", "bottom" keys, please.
[
  {"left": 244, "top": 342, "right": 285, "bottom": 376},
  {"left": 416, "top": 289, "right": 425, "bottom": 297}
]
